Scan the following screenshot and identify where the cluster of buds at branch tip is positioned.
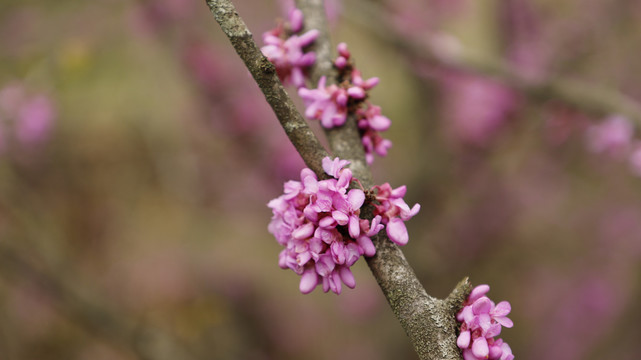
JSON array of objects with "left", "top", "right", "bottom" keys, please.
[{"left": 457, "top": 284, "right": 514, "bottom": 360}]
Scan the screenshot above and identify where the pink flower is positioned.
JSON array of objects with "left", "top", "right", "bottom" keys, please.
[
  {"left": 358, "top": 105, "right": 393, "bottom": 164},
  {"left": 457, "top": 284, "right": 514, "bottom": 360},
  {"left": 268, "top": 157, "right": 384, "bottom": 294},
  {"left": 322, "top": 156, "right": 351, "bottom": 178},
  {"left": 261, "top": 9, "right": 318, "bottom": 88},
  {"left": 358, "top": 105, "right": 390, "bottom": 132},
  {"left": 371, "top": 183, "right": 420, "bottom": 246},
  {"left": 350, "top": 69, "right": 380, "bottom": 93},
  {"left": 298, "top": 76, "right": 350, "bottom": 128}
]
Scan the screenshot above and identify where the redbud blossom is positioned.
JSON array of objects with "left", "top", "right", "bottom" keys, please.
[
  {"left": 261, "top": 9, "right": 318, "bottom": 88},
  {"left": 298, "top": 76, "right": 350, "bottom": 128},
  {"left": 268, "top": 157, "right": 383, "bottom": 294},
  {"left": 457, "top": 284, "right": 514, "bottom": 360},
  {"left": 372, "top": 183, "right": 420, "bottom": 245}
]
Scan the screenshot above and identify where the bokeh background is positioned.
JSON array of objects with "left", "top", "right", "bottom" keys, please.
[{"left": 1, "top": 0, "right": 641, "bottom": 359}]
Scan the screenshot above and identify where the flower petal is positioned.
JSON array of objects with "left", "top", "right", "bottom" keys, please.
[
  {"left": 457, "top": 330, "right": 471, "bottom": 349},
  {"left": 357, "top": 236, "right": 376, "bottom": 257},
  {"left": 492, "top": 301, "right": 511, "bottom": 317},
  {"left": 299, "top": 268, "right": 318, "bottom": 294},
  {"left": 330, "top": 241, "right": 346, "bottom": 265},
  {"left": 348, "top": 215, "right": 361, "bottom": 239},
  {"left": 486, "top": 323, "right": 502, "bottom": 338},
  {"left": 472, "top": 297, "right": 493, "bottom": 315},
  {"left": 472, "top": 337, "right": 489, "bottom": 359},
  {"left": 469, "top": 285, "right": 490, "bottom": 303},
  {"left": 347, "top": 189, "right": 365, "bottom": 210},
  {"left": 500, "top": 342, "right": 514, "bottom": 360},
  {"left": 488, "top": 343, "right": 503, "bottom": 359},
  {"left": 332, "top": 210, "right": 349, "bottom": 225},
  {"left": 292, "top": 222, "right": 314, "bottom": 240},
  {"left": 315, "top": 254, "right": 335, "bottom": 276},
  {"left": 386, "top": 217, "right": 409, "bottom": 245},
  {"left": 495, "top": 316, "right": 514, "bottom": 328},
  {"left": 339, "top": 266, "right": 356, "bottom": 288}
]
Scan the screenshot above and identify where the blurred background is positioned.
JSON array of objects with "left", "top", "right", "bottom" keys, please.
[{"left": 1, "top": 0, "right": 640, "bottom": 359}]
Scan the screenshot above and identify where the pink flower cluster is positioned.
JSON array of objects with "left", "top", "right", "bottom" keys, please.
[
  {"left": 0, "top": 83, "right": 55, "bottom": 153},
  {"left": 261, "top": 9, "right": 319, "bottom": 88},
  {"left": 268, "top": 157, "right": 384, "bottom": 294},
  {"left": 585, "top": 115, "right": 641, "bottom": 177},
  {"left": 372, "top": 183, "right": 420, "bottom": 246},
  {"left": 457, "top": 284, "right": 514, "bottom": 360},
  {"left": 299, "top": 43, "right": 393, "bottom": 164}
]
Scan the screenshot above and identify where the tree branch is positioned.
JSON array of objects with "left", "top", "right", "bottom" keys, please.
[
  {"left": 205, "top": 1, "right": 471, "bottom": 359},
  {"left": 345, "top": 0, "right": 641, "bottom": 126}
]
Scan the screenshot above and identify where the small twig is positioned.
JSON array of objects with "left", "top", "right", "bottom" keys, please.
[
  {"left": 345, "top": 0, "right": 641, "bottom": 126},
  {"left": 204, "top": 0, "right": 330, "bottom": 178}
]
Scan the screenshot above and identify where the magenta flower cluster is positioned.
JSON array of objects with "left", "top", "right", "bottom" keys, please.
[
  {"left": 261, "top": 9, "right": 318, "bottom": 88},
  {"left": 299, "top": 43, "right": 393, "bottom": 164},
  {"left": 268, "top": 157, "right": 384, "bottom": 294},
  {"left": 372, "top": 183, "right": 420, "bottom": 246},
  {"left": 457, "top": 284, "right": 514, "bottom": 360}
]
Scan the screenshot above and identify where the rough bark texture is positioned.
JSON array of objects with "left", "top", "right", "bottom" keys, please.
[
  {"left": 205, "top": 0, "right": 329, "bottom": 177},
  {"left": 206, "top": 1, "right": 472, "bottom": 359}
]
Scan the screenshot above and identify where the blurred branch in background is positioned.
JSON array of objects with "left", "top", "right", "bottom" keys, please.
[
  {"left": 345, "top": 0, "right": 641, "bottom": 126},
  {"left": 0, "top": 240, "right": 200, "bottom": 360}
]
